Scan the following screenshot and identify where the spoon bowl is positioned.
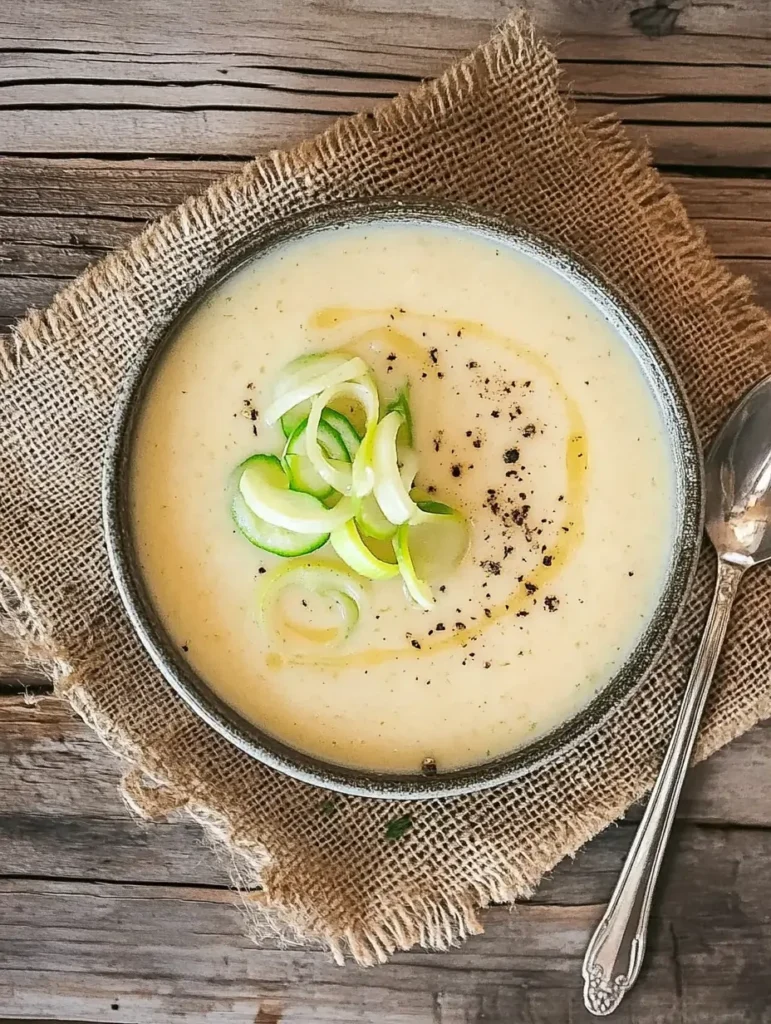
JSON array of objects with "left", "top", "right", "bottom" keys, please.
[{"left": 707, "top": 376, "right": 771, "bottom": 568}]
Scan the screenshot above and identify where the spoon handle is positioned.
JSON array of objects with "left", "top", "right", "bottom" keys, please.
[{"left": 582, "top": 557, "right": 744, "bottom": 1016}]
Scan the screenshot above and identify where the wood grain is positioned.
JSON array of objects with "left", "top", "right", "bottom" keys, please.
[
  {"left": 0, "top": 696, "right": 227, "bottom": 886},
  {"left": 3, "top": 112, "right": 770, "bottom": 168},
  {"left": 2, "top": 158, "right": 771, "bottom": 230},
  {"left": 2, "top": 0, "right": 769, "bottom": 69},
  {"left": 1, "top": 1, "right": 769, "bottom": 163},
  {"left": 2, "top": 832, "right": 771, "bottom": 1023}
]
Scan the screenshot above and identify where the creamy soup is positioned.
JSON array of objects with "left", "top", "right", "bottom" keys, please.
[{"left": 130, "top": 222, "right": 675, "bottom": 773}]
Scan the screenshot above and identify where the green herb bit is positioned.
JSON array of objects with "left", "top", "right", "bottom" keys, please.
[
  {"left": 386, "top": 386, "right": 414, "bottom": 447},
  {"left": 385, "top": 814, "right": 413, "bottom": 841},
  {"left": 320, "top": 797, "right": 338, "bottom": 817}
]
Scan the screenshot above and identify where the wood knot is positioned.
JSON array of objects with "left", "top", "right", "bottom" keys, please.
[{"left": 630, "top": 0, "right": 687, "bottom": 37}]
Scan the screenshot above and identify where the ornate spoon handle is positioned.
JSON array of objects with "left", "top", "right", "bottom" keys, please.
[{"left": 582, "top": 557, "right": 744, "bottom": 1015}]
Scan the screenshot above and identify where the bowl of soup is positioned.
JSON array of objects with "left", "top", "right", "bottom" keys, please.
[{"left": 103, "top": 198, "right": 702, "bottom": 798}]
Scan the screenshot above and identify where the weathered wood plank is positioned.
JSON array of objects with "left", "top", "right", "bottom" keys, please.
[
  {"left": 2, "top": 824, "right": 771, "bottom": 1024},
  {"left": 0, "top": 213, "right": 145, "bottom": 276},
  {"left": 0, "top": 630, "right": 46, "bottom": 692},
  {"left": 0, "top": 108, "right": 331, "bottom": 158},
  {"left": 2, "top": 55, "right": 769, "bottom": 101},
  {"left": 0, "top": 158, "right": 242, "bottom": 220},
  {"left": 567, "top": 62, "right": 771, "bottom": 100},
  {"left": 0, "top": 274, "right": 71, "bottom": 329},
  {"left": 3, "top": 73, "right": 769, "bottom": 115},
  {"left": 668, "top": 173, "right": 771, "bottom": 224},
  {"left": 2, "top": 104, "right": 768, "bottom": 166},
  {"left": 0, "top": 696, "right": 228, "bottom": 885},
  {"left": 2, "top": 0, "right": 769, "bottom": 70},
  {"left": 3, "top": 159, "right": 771, "bottom": 234}
]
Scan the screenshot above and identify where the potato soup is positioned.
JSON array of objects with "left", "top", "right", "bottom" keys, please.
[{"left": 130, "top": 221, "right": 676, "bottom": 772}]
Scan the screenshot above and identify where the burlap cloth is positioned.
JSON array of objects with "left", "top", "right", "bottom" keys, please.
[{"left": 2, "top": 13, "right": 771, "bottom": 964}]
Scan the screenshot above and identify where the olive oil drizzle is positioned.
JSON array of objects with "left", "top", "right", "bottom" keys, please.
[{"left": 267, "top": 306, "right": 588, "bottom": 670}]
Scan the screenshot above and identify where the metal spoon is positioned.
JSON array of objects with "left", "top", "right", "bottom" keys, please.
[{"left": 582, "top": 374, "right": 771, "bottom": 1016}]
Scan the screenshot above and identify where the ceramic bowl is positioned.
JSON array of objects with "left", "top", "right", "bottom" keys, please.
[{"left": 103, "top": 198, "right": 703, "bottom": 799}]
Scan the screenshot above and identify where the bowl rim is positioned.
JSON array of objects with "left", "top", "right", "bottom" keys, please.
[{"left": 103, "top": 196, "right": 704, "bottom": 800}]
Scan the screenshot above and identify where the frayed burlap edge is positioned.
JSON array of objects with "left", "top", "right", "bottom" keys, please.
[{"left": 2, "top": 13, "right": 771, "bottom": 965}]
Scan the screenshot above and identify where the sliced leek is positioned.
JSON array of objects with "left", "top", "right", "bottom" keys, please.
[
  {"left": 330, "top": 518, "right": 400, "bottom": 580},
  {"left": 372, "top": 410, "right": 420, "bottom": 526},
  {"left": 239, "top": 454, "right": 355, "bottom": 534},
  {"left": 282, "top": 416, "right": 350, "bottom": 500},
  {"left": 232, "top": 352, "right": 469, "bottom": 636},
  {"left": 307, "top": 377, "right": 379, "bottom": 497},
  {"left": 322, "top": 408, "right": 361, "bottom": 459},
  {"left": 280, "top": 401, "right": 311, "bottom": 439},
  {"left": 386, "top": 386, "right": 414, "bottom": 447},
  {"left": 399, "top": 447, "right": 419, "bottom": 491},
  {"left": 264, "top": 355, "right": 368, "bottom": 426},
  {"left": 273, "top": 352, "right": 350, "bottom": 403},
  {"left": 393, "top": 523, "right": 435, "bottom": 610},
  {"left": 355, "top": 491, "right": 397, "bottom": 541},
  {"left": 392, "top": 501, "right": 468, "bottom": 609},
  {"left": 259, "top": 560, "right": 364, "bottom": 646},
  {"left": 274, "top": 352, "right": 350, "bottom": 436},
  {"left": 232, "top": 492, "right": 328, "bottom": 557},
  {"left": 408, "top": 500, "right": 470, "bottom": 581}
]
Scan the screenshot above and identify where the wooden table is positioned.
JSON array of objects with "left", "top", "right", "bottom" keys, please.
[{"left": 1, "top": 2, "right": 770, "bottom": 1021}]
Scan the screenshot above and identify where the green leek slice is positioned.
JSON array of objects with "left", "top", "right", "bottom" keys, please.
[
  {"left": 386, "top": 386, "right": 414, "bottom": 446},
  {"left": 282, "top": 416, "right": 350, "bottom": 500},
  {"left": 330, "top": 518, "right": 400, "bottom": 580},
  {"left": 273, "top": 351, "right": 349, "bottom": 407},
  {"left": 259, "top": 560, "right": 364, "bottom": 646},
  {"left": 307, "top": 377, "right": 379, "bottom": 497},
  {"left": 275, "top": 352, "right": 350, "bottom": 436},
  {"left": 280, "top": 401, "right": 311, "bottom": 439},
  {"left": 321, "top": 408, "right": 361, "bottom": 459},
  {"left": 372, "top": 410, "right": 420, "bottom": 525},
  {"left": 392, "top": 524, "right": 435, "bottom": 610},
  {"left": 398, "top": 447, "right": 418, "bottom": 491},
  {"left": 264, "top": 355, "right": 368, "bottom": 426},
  {"left": 239, "top": 454, "right": 355, "bottom": 534},
  {"left": 355, "top": 492, "right": 397, "bottom": 541},
  {"left": 392, "top": 501, "right": 469, "bottom": 609},
  {"left": 232, "top": 492, "right": 328, "bottom": 557},
  {"left": 408, "top": 500, "right": 470, "bottom": 580}
]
